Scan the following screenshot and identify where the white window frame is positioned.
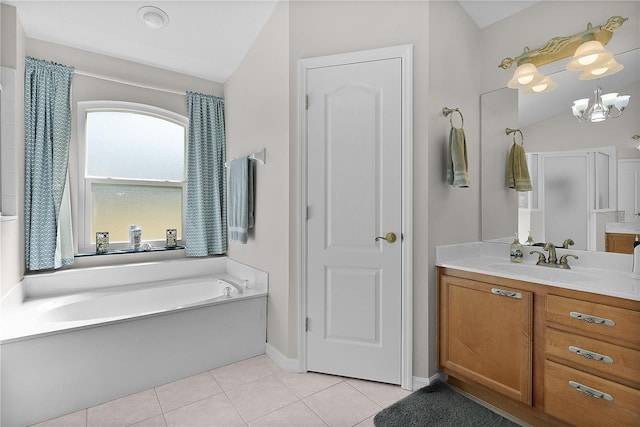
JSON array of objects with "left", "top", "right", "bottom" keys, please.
[{"left": 77, "top": 101, "right": 188, "bottom": 253}]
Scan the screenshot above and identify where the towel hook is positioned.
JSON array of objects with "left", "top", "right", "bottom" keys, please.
[
  {"left": 506, "top": 127, "right": 524, "bottom": 146},
  {"left": 442, "top": 107, "right": 464, "bottom": 128}
]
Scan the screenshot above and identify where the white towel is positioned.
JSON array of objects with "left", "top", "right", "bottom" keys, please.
[{"left": 228, "top": 157, "right": 254, "bottom": 243}]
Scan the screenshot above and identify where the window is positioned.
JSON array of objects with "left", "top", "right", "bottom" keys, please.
[{"left": 78, "top": 101, "right": 187, "bottom": 253}]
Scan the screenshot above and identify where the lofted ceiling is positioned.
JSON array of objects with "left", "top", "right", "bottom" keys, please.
[
  {"left": 4, "top": 0, "right": 534, "bottom": 83},
  {"left": 5, "top": 1, "right": 635, "bottom": 128},
  {"left": 5, "top": 0, "right": 279, "bottom": 83}
]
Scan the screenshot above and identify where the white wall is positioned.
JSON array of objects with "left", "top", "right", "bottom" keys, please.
[
  {"left": 224, "top": 0, "right": 481, "bottom": 380},
  {"left": 426, "top": 0, "right": 482, "bottom": 376},
  {"left": 1, "top": 3, "right": 25, "bottom": 298},
  {"left": 224, "top": 1, "right": 292, "bottom": 357}
]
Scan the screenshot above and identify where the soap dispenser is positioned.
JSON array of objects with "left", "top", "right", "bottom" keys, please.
[
  {"left": 525, "top": 231, "right": 535, "bottom": 246},
  {"left": 510, "top": 233, "right": 524, "bottom": 263}
]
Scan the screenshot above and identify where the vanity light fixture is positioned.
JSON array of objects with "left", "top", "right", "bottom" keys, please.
[
  {"left": 499, "top": 16, "right": 627, "bottom": 95},
  {"left": 138, "top": 6, "right": 169, "bottom": 29},
  {"left": 571, "top": 81, "right": 630, "bottom": 123}
]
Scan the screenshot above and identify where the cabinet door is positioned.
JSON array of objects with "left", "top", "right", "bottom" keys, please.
[{"left": 438, "top": 274, "right": 533, "bottom": 404}]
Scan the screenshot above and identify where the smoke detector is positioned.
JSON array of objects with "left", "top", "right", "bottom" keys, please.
[{"left": 138, "top": 6, "right": 169, "bottom": 29}]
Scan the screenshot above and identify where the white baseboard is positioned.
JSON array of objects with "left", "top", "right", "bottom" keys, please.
[
  {"left": 412, "top": 372, "right": 445, "bottom": 391},
  {"left": 265, "top": 342, "right": 301, "bottom": 372}
]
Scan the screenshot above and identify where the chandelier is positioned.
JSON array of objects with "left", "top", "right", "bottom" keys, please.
[{"left": 571, "top": 81, "right": 630, "bottom": 123}]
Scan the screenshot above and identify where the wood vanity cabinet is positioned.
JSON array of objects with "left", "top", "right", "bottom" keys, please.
[
  {"left": 437, "top": 272, "right": 533, "bottom": 405},
  {"left": 605, "top": 232, "right": 636, "bottom": 254},
  {"left": 437, "top": 267, "right": 640, "bottom": 427}
]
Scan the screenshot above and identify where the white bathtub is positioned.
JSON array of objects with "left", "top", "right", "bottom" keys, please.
[{"left": 1, "top": 257, "right": 268, "bottom": 427}]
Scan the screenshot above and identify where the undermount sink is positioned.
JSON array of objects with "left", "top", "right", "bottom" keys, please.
[{"left": 488, "top": 263, "right": 598, "bottom": 283}]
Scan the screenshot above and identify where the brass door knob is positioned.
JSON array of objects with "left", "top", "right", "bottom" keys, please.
[{"left": 375, "top": 232, "right": 397, "bottom": 243}]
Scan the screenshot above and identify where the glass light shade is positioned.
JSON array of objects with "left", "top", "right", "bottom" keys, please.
[
  {"left": 523, "top": 75, "right": 557, "bottom": 95},
  {"left": 566, "top": 41, "right": 613, "bottom": 71},
  {"left": 507, "top": 63, "right": 545, "bottom": 88},
  {"left": 571, "top": 105, "right": 581, "bottom": 118},
  {"left": 615, "top": 95, "right": 630, "bottom": 110},
  {"left": 573, "top": 98, "right": 590, "bottom": 112},
  {"left": 578, "top": 58, "right": 624, "bottom": 80},
  {"left": 600, "top": 92, "right": 619, "bottom": 109}
]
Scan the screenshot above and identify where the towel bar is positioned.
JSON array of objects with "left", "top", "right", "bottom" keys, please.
[
  {"left": 506, "top": 127, "right": 524, "bottom": 146},
  {"left": 225, "top": 148, "right": 267, "bottom": 168},
  {"left": 442, "top": 106, "right": 464, "bottom": 128}
]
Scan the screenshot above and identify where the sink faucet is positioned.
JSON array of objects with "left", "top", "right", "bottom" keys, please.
[
  {"left": 560, "top": 238, "right": 575, "bottom": 249},
  {"left": 529, "top": 242, "right": 579, "bottom": 269},
  {"left": 544, "top": 242, "right": 558, "bottom": 263}
]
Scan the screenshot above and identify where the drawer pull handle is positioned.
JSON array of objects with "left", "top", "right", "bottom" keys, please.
[
  {"left": 569, "top": 311, "right": 615, "bottom": 326},
  {"left": 569, "top": 381, "right": 614, "bottom": 402},
  {"left": 491, "top": 288, "right": 522, "bottom": 299},
  {"left": 568, "top": 346, "right": 614, "bottom": 364}
]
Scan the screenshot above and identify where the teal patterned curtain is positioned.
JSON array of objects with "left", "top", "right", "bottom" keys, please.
[
  {"left": 24, "top": 57, "right": 75, "bottom": 270},
  {"left": 185, "top": 92, "right": 227, "bottom": 256}
]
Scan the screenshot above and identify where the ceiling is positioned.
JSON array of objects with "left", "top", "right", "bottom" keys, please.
[
  {"left": 5, "top": 1, "right": 635, "bottom": 127},
  {"left": 5, "top": 0, "right": 279, "bottom": 83},
  {"left": 458, "top": 0, "right": 540, "bottom": 29},
  {"left": 4, "top": 0, "right": 535, "bottom": 83}
]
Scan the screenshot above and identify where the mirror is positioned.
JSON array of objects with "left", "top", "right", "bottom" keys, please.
[{"left": 481, "top": 48, "right": 640, "bottom": 252}]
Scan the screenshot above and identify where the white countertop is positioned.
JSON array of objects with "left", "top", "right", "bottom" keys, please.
[{"left": 436, "top": 242, "right": 639, "bottom": 302}]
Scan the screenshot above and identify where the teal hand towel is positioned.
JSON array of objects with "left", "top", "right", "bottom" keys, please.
[
  {"left": 447, "top": 127, "right": 471, "bottom": 187},
  {"left": 228, "top": 157, "right": 255, "bottom": 244},
  {"left": 507, "top": 142, "right": 532, "bottom": 191}
]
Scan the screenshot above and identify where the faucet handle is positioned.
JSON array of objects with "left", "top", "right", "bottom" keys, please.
[
  {"left": 530, "top": 250, "right": 547, "bottom": 264},
  {"left": 561, "top": 239, "right": 575, "bottom": 249},
  {"left": 559, "top": 254, "right": 579, "bottom": 268}
]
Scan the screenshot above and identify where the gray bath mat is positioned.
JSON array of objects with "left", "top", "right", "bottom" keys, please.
[{"left": 373, "top": 381, "right": 521, "bottom": 427}]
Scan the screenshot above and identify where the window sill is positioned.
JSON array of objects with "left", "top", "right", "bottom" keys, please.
[{"left": 75, "top": 246, "right": 185, "bottom": 258}]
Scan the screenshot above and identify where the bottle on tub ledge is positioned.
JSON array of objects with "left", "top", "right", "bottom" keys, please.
[
  {"left": 510, "top": 233, "right": 524, "bottom": 263},
  {"left": 129, "top": 225, "right": 142, "bottom": 251}
]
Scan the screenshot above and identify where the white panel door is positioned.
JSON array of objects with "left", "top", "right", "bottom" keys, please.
[{"left": 306, "top": 58, "right": 402, "bottom": 384}]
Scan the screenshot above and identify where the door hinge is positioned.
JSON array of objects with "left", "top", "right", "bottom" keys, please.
[
  {"left": 306, "top": 205, "right": 310, "bottom": 221},
  {"left": 305, "top": 317, "right": 309, "bottom": 332},
  {"left": 305, "top": 94, "right": 309, "bottom": 110}
]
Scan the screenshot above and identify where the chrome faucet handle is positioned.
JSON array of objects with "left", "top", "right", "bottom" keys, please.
[
  {"left": 530, "top": 250, "right": 547, "bottom": 264},
  {"left": 559, "top": 254, "right": 579, "bottom": 269}
]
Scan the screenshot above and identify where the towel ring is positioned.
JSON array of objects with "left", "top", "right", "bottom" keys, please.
[
  {"left": 506, "top": 127, "right": 524, "bottom": 146},
  {"left": 442, "top": 107, "right": 464, "bottom": 128}
]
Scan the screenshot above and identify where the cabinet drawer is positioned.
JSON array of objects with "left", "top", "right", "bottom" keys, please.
[
  {"left": 546, "top": 294, "right": 640, "bottom": 344},
  {"left": 544, "top": 360, "right": 640, "bottom": 427},
  {"left": 546, "top": 328, "right": 640, "bottom": 387}
]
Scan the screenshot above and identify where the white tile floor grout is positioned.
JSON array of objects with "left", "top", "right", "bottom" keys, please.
[{"left": 30, "top": 354, "right": 412, "bottom": 427}]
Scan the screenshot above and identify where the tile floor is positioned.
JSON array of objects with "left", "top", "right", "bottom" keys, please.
[{"left": 31, "top": 354, "right": 412, "bottom": 427}]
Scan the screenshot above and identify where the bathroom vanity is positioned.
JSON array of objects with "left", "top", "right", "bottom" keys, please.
[
  {"left": 605, "top": 223, "right": 638, "bottom": 254},
  {"left": 436, "top": 243, "right": 639, "bottom": 427}
]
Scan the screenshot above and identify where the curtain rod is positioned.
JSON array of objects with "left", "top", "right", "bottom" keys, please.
[{"left": 74, "top": 69, "right": 185, "bottom": 96}]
